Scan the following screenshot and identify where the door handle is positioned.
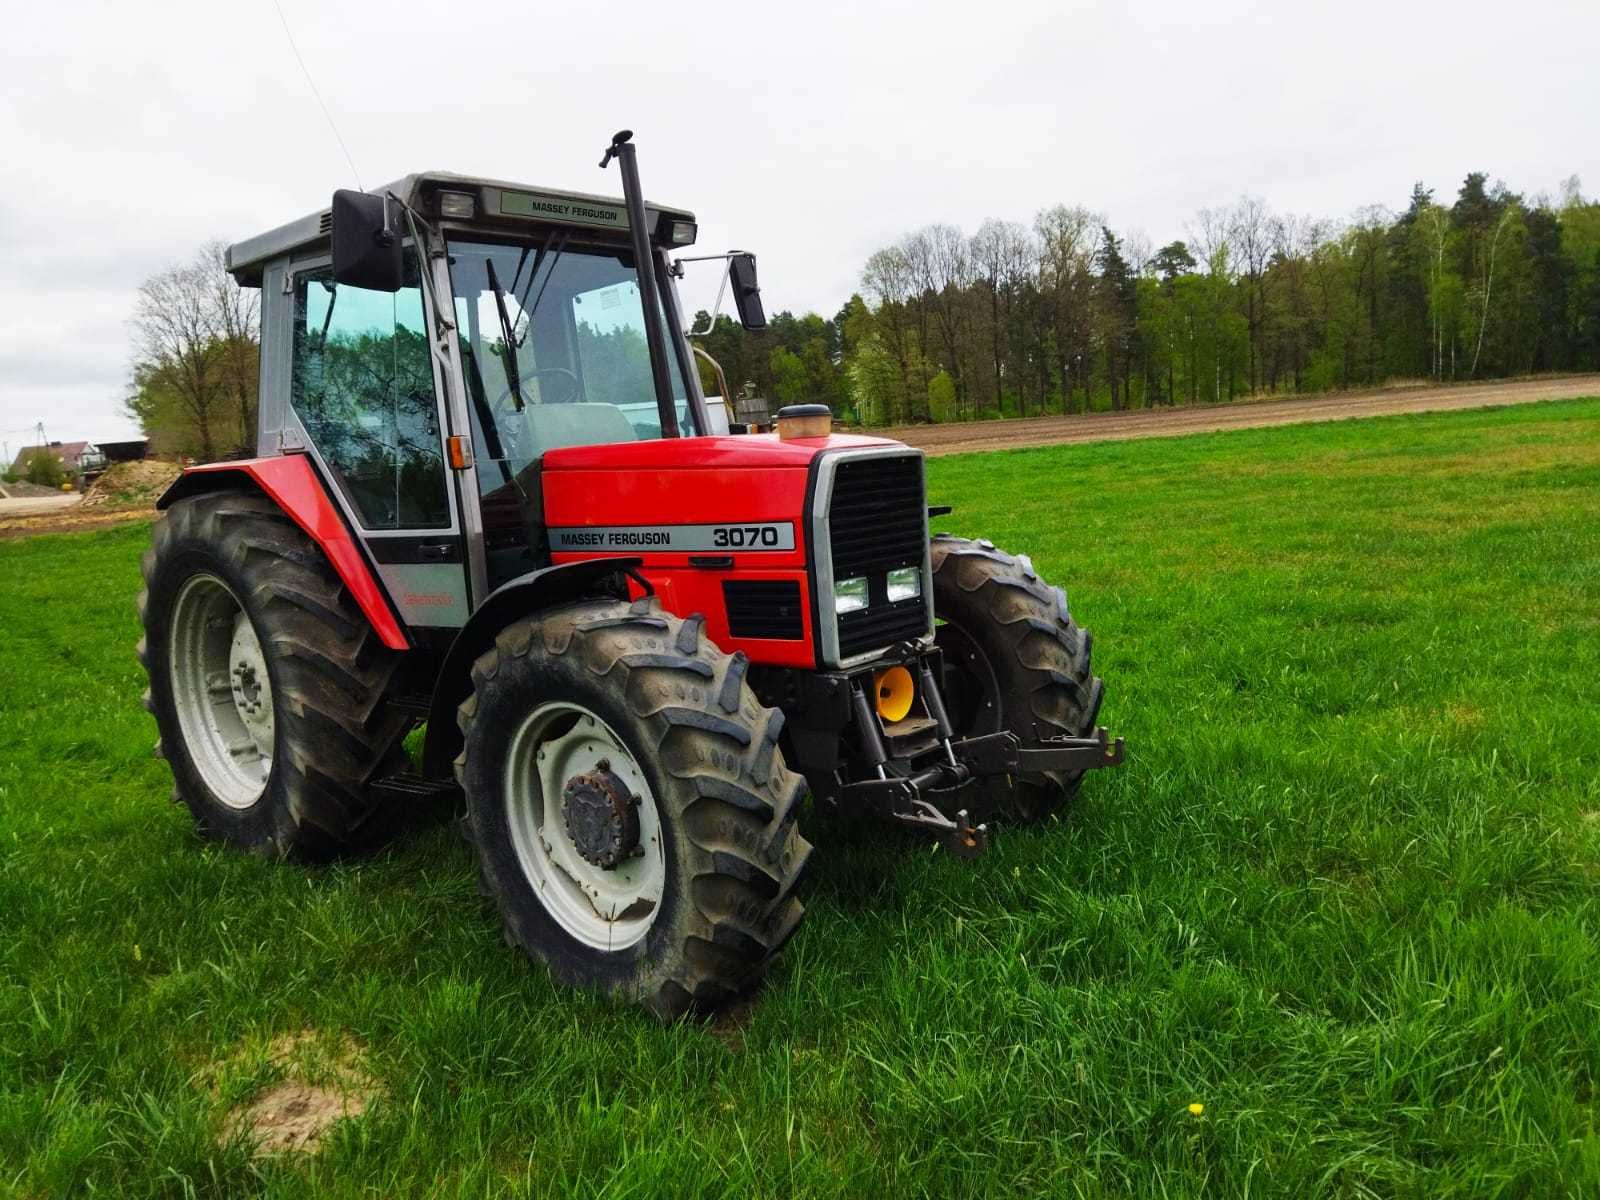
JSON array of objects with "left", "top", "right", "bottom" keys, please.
[{"left": 418, "top": 542, "right": 455, "bottom": 561}]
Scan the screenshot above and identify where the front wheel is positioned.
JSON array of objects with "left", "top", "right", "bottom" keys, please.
[
  {"left": 932, "top": 535, "right": 1105, "bottom": 824},
  {"left": 456, "top": 598, "right": 812, "bottom": 1020}
]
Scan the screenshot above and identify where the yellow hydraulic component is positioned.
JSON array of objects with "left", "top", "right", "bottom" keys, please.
[{"left": 873, "top": 665, "right": 915, "bottom": 723}]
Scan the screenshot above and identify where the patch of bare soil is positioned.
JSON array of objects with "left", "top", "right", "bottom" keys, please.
[
  {"left": 867, "top": 374, "right": 1600, "bottom": 457},
  {"left": 0, "top": 504, "right": 153, "bottom": 540},
  {"left": 708, "top": 994, "right": 758, "bottom": 1052},
  {"left": 214, "top": 1030, "right": 381, "bottom": 1158}
]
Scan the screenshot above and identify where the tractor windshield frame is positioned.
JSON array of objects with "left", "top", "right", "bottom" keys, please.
[
  {"left": 419, "top": 216, "right": 711, "bottom": 606},
  {"left": 444, "top": 231, "right": 701, "bottom": 481}
]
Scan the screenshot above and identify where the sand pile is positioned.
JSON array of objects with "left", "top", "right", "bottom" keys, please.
[{"left": 82, "top": 459, "right": 182, "bottom": 507}]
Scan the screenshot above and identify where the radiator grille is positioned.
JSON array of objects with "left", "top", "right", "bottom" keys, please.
[
  {"left": 723, "top": 579, "right": 805, "bottom": 641},
  {"left": 825, "top": 453, "right": 930, "bottom": 660},
  {"left": 836, "top": 598, "right": 929, "bottom": 658},
  {"left": 827, "top": 455, "right": 927, "bottom": 578}
]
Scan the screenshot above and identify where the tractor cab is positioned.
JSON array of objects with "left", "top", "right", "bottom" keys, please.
[{"left": 224, "top": 150, "right": 761, "bottom": 620}]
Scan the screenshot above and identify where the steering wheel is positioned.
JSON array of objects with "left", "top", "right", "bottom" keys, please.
[{"left": 490, "top": 367, "right": 581, "bottom": 416}]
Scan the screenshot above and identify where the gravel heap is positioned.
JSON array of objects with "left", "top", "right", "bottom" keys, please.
[{"left": 82, "top": 460, "right": 182, "bottom": 507}]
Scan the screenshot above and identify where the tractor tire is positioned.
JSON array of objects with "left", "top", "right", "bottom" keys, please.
[
  {"left": 455, "top": 597, "right": 812, "bottom": 1020},
  {"left": 931, "top": 535, "right": 1105, "bottom": 824},
  {"left": 137, "top": 491, "right": 412, "bottom": 860}
]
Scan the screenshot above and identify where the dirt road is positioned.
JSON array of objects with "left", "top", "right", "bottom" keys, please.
[
  {"left": 0, "top": 493, "right": 81, "bottom": 518},
  {"left": 0, "top": 492, "right": 161, "bottom": 540},
  {"left": 867, "top": 375, "right": 1600, "bottom": 456}
]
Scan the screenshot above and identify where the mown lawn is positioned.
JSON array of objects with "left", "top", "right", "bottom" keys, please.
[{"left": 3, "top": 400, "right": 1599, "bottom": 1198}]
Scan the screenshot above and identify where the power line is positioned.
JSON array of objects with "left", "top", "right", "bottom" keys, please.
[{"left": 269, "top": 0, "right": 363, "bottom": 191}]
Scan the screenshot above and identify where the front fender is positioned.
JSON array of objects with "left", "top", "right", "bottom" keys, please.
[{"left": 419, "top": 558, "right": 648, "bottom": 777}]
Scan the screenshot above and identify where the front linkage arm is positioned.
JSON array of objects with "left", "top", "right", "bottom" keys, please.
[
  {"left": 833, "top": 644, "right": 1124, "bottom": 858},
  {"left": 955, "top": 726, "right": 1126, "bottom": 777},
  {"left": 755, "top": 647, "right": 1125, "bottom": 860}
]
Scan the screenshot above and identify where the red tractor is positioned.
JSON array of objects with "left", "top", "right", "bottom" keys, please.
[{"left": 139, "top": 131, "right": 1122, "bottom": 1018}]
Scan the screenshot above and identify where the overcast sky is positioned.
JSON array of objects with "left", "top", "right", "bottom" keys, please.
[{"left": 1, "top": 0, "right": 1595, "bottom": 449}]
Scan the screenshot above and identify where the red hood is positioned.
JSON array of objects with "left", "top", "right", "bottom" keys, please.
[{"left": 541, "top": 431, "right": 907, "bottom": 472}]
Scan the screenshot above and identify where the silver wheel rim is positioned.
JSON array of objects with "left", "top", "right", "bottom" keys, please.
[
  {"left": 505, "top": 701, "right": 665, "bottom": 952},
  {"left": 168, "top": 573, "right": 274, "bottom": 809}
]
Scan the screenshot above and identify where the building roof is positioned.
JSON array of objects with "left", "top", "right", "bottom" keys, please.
[
  {"left": 11, "top": 441, "right": 95, "bottom": 471},
  {"left": 97, "top": 439, "right": 149, "bottom": 462}
]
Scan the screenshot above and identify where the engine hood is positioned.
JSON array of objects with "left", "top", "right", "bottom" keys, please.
[{"left": 540, "top": 431, "right": 905, "bottom": 473}]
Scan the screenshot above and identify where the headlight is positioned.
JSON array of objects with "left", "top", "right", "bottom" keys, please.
[
  {"left": 835, "top": 576, "right": 869, "bottom": 614},
  {"left": 886, "top": 567, "right": 922, "bottom": 603}
]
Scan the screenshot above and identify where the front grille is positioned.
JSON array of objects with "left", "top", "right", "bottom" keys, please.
[
  {"left": 836, "top": 598, "right": 928, "bottom": 657},
  {"left": 724, "top": 580, "right": 804, "bottom": 640},
  {"left": 825, "top": 453, "right": 931, "bottom": 660},
  {"left": 828, "top": 456, "right": 926, "bottom": 578}
]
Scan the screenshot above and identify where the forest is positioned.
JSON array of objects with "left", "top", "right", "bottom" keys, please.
[{"left": 692, "top": 173, "right": 1600, "bottom": 424}]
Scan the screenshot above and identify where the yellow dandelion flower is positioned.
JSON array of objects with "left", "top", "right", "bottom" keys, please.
[{"left": 1188, "top": 1102, "right": 1204, "bottom": 1116}]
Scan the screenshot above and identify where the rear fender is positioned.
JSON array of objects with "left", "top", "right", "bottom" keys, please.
[
  {"left": 158, "top": 458, "right": 410, "bottom": 651},
  {"left": 419, "top": 558, "right": 648, "bottom": 777}
]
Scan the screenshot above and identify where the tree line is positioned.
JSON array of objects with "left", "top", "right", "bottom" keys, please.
[
  {"left": 692, "top": 173, "right": 1600, "bottom": 424},
  {"left": 126, "top": 172, "right": 1600, "bottom": 458}
]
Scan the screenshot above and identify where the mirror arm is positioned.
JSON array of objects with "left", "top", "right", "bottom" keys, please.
[
  {"left": 685, "top": 263, "right": 733, "bottom": 337},
  {"left": 388, "top": 193, "right": 456, "bottom": 339},
  {"left": 674, "top": 250, "right": 750, "bottom": 337}
]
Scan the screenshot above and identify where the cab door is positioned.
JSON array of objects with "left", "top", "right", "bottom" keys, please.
[{"left": 282, "top": 246, "right": 471, "bottom": 631}]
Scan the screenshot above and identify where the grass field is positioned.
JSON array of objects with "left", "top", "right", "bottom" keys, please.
[{"left": 3, "top": 400, "right": 1599, "bottom": 1198}]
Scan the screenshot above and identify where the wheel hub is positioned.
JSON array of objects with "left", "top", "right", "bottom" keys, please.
[
  {"left": 503, "top": 702, "right": 665, "bottom": 951},
  {"left": 228, "top": 612, "right": 275, "bottom": 752},
  {"left": 168, "top": 574, "right": 273, "bottom": 809},
  {"left": 561, "top": 763, "right": 640, "bottom": 869}
]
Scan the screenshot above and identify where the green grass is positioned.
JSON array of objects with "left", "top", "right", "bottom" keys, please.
[{"left": 4, "top": 400, "right": 1600, "bottom": 1198}]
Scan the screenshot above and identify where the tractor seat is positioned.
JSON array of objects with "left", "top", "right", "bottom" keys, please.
[{"left": 518, "top": 402, "right": 637, "bottom": 457}]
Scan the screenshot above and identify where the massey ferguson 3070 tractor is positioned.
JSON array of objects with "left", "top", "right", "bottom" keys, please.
[{"left": 138, "top": 131, "right": 1123, "bottom": 1018}]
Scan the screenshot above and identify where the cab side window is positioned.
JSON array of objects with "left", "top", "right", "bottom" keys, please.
[{"left": 290, "top": 254, "right": 450, "bottom": 529}]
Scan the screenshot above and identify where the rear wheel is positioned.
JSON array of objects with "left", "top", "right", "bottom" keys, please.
[
  {"left": 456, "top": 597, "right": 812, "bottom": 1019},
  {"left": 931, "top": 535, "right": 1105, "bottom": 823},
  {"left": 138, "top": 491, "right": 412, "bottom": 859}
]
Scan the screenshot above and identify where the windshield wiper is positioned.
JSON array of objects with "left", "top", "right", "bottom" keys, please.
[
  {"left": 484, "top": 258, "right": 526, "bottom": 412},
  {"left": 511, "top": 229, "right": 569, "bottom": 346}
]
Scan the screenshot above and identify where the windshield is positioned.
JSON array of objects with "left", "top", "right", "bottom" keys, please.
[{"left": 446, "top": 238, "right": 694, "bottom": 489}]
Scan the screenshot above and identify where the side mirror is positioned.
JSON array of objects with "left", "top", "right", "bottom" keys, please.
[
  {"left": 729, "top": 253, "right": 766, "bottom": 331},
  {"left": 331, "top": 190, "right": 403, "bottom": 292}
]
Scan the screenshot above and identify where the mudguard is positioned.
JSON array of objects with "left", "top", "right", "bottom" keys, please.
[
  {"left": 419, "top": 558, "right": 647, "bottom": 777},
  {"left": 158, "top": 457, "right": 410, "bottom": 651}
]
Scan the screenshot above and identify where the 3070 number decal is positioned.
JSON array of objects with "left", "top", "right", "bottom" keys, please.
[{"left": 712, "top": 525, "right": 782, "bottom": 548}]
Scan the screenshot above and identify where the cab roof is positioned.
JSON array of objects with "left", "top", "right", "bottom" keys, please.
[{"left": 223, "top": 170, "right": 696, "bottom": 287}]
